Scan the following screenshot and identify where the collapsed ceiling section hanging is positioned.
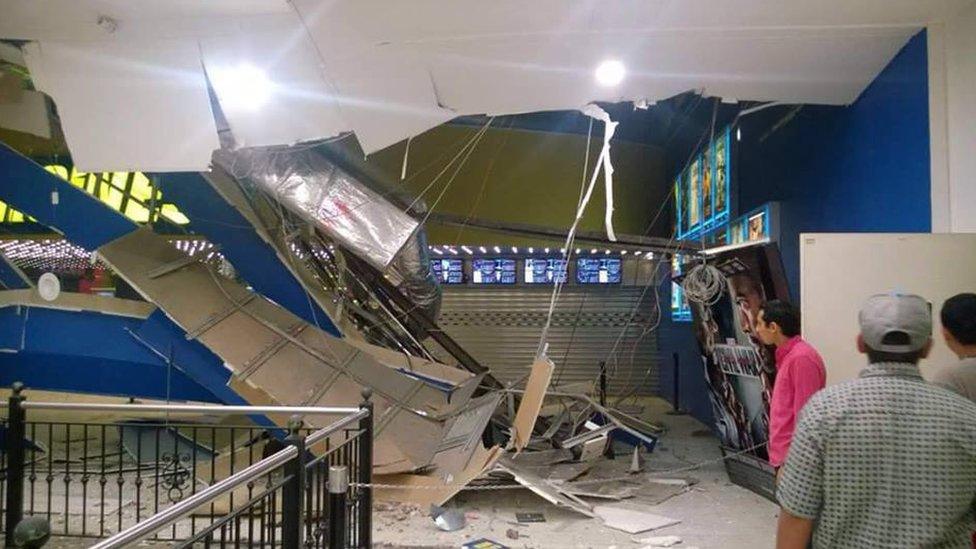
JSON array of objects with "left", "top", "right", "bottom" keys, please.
[{"left": 3, "top": 0, "right": 965, "bottom": 171}]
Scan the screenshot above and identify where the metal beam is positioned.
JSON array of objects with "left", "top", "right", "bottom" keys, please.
[{"left": 426, "top": 212, "right": 699, "bottom": 254}]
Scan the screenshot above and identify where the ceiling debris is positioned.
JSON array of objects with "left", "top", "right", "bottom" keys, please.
[{"left": 3, "top": 0, "right": 967, "bottom": 170}]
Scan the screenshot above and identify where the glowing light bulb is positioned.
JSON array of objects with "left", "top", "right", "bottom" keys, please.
[
  {"left": 595, "top": 60, "right": 626, "bottom": 87},
  {"left": 210, "top": 63, "right": 273, "bottom": 112}
]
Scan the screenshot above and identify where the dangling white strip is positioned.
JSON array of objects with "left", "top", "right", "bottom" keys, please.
[
  {"left": 580, "top": 104, "right": 619, "bottom": 241},
  {"left": 400, "top": 135, "right": 413, "bottom": 181}
]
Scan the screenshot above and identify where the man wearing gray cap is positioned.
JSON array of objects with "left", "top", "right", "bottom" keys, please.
[{"left": 775, "top": 293, "right": 976, "bottom": 549}]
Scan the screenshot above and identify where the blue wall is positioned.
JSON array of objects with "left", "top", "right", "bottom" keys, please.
[
  {"left": 660, "top": 30, "right": 932, "bottom": 426},
  {"left": 657, "top": 278, "right": 715, "bottom": 425},
  {"left": 737, "top": 30, "right": 931, "bottom": 299}
]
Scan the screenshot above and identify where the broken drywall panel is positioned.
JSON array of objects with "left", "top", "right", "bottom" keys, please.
[
  {"left": 430, "top": 393, "right": 503, "bottom": 478},
  {"left": 511, "top": 356, "right": 554, "bottom": 452},
  {"left": 96, "top": 227, "right": 479, "bottom": 476},
  {"left": 593, "top": 504, "right": 680, "bottom": 534},
  {"left": 579, "top": 435, "right": 608, "bottom": 462},
  {"left": 494, "top": 460, "right": 595, "bottom": 518},
  {"left": 22, "top": 40, "right": 218, "bottom": 172},
  {"left": 560, "top": 423, "right": 615, "bottom": 449},
  {"left": 0, "top": 289, "right": 155, "bottom": 319},
  {"left": 561, "top": 480, "right": 640, "bottom": 501},
  {"left": 349, "top": 338, "right": 478, "bottom": 388},
  {"left": 374, "top": 444, "right": 503, "bottom": 508}
]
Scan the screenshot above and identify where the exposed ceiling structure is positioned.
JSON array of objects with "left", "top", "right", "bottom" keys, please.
[{"left": 1, "top": 0, "right": 971, "bottom": 171}]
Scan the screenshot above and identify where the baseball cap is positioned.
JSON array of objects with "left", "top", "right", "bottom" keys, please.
[{"left": 859, "top": 293, "right": 932, "bottom": 352}]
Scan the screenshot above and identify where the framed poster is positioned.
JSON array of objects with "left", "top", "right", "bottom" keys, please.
[
  {"left": 714, "top": 129, "right": 730, "bottom": 221},
  {"left": 674, "top": 173, "right": 684, "bottom": 238},
  {"left": 688, "top": 158, "right": 701, "bottom": 233},
  {"left": 747, "top": 210, "right": 767, "bottom": 241},
  {"left": 702, "top": 142, "right": 714, "bottom": 226}
]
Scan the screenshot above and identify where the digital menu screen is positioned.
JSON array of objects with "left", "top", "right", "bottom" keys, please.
[
  {"left": 430, "top": 258, "right": 464, "bottom": 284},
  {"left": 575, "top": 258, "right": 622, "bottom": 284},
  {"left": 472, "top": 258, "right": 517, "bottom": 285},
  {"left": 524, "top": 258, "right": 568, "bottom": 284}
]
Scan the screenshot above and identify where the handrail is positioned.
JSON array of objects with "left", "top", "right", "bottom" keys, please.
[
  {"left": 88, "top": 411, "right": 368, "bottom": 549},
  {"left": 89, "top": 444, "right": 299, "bottom": 549},
  {"left": 307, "top": 408, "right": 368, "bottom": 446},
  {"left": 20, "top": 401, "right": 360, "bottom": 415}
]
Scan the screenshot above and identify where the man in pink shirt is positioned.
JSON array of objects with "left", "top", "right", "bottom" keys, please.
[{"left": 755, "top": 300, "right": 826, "bottom": 474}]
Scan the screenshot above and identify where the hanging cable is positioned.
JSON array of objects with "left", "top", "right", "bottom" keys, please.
[{"left": 681, "top": 262, "right": 726, "bottom": 306}]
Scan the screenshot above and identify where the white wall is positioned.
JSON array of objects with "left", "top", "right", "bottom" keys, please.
[
  {"left": 801, "top": 233, "right": 976, "bottom": 386},
  {"left": 929, "top": 3, "right": 976, "bottom": 233}
]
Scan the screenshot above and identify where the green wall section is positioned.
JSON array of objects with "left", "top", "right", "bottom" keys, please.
[{"left": 367, "top": 124, "right": 668, "bottom": 246}]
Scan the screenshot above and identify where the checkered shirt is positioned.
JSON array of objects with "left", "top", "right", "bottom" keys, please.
[{"left": 777, "top": 362, "right": 976, "bottom": 548}]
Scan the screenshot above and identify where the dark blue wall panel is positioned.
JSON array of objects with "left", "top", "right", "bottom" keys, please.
[
  {"left": 0, "top": 143, "right": 136, "bottom": 250},
  {"left": 0, "top": 306, "right": 217, "bottom": 402},
  {"left": 737, "top": 31, "right": 931, "bottom": 299},
  {"left": 661, "top": 31, "right": 931, "bottom": 424}
]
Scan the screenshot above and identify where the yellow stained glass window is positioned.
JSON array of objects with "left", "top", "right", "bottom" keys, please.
[{"left": 2, "top": 165, "right": 191, "bottom": 226}]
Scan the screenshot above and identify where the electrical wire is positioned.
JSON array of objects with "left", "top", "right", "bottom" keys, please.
[{"left": 681, "top": 262, "right": 726, "bottom": 306}]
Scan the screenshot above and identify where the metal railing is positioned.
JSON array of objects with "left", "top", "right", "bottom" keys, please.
[{"left": 2, "top": 382, "right": 374, "bottom": 548}]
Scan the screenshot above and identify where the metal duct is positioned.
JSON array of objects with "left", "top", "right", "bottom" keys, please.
[
  {"left": 213, "top": 146, "right": 419, "bottom": 271},
  {"left": 387, "top": 227, "right": 442, "bottom": 321}
]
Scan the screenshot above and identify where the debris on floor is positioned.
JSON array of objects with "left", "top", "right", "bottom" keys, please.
[
  {"left": 633, "top": 534, "right": 683, "bottom": 546},
  {"left": 430, "top": 504, "right": 467, "bottom": 531},
  {"left": 593, "top": 504, "right": 681, "bottom": 534},
  {"left": 514, "top": 512, "right": 546, "bottom": 523}
]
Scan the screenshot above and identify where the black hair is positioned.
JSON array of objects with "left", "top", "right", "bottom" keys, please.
[
  {"left": 941, "top": 293, "right": 976, "bottom": 346},
  {"left": 759, "top": 300, "right": 801, "bottom": 337},
  {"left": 866, "top": 331, "right": 923, "bottom": 364}
]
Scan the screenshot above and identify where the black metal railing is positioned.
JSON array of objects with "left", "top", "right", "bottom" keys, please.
[{"left": 2, "top": 383, "right": 373, "bottom": 548}]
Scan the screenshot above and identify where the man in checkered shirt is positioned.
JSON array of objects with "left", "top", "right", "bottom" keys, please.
[{"left": 776, "top": 293, "right": 976, "bottom": 548}]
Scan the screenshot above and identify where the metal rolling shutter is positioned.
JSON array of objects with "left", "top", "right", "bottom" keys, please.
[{"left": 438, "top": 286, "right": 660, "bottom": 395}]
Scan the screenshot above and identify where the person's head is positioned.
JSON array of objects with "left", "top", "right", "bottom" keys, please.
[
  {"left": 729, "top": 273, "right": 765, "bottom": 336},
  {"left": 941, "top": 293, "right": 976, "bottom": 359},
  {"left": 857, "top": 293, "right": 933, "bottom": 365},
  {"left": 756, "top": 300, "right": 800, "bottom": 347}
]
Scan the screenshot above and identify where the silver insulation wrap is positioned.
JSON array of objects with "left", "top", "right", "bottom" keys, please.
[{"left": 218, "top": 146, "right": 419, "bottom": 271}]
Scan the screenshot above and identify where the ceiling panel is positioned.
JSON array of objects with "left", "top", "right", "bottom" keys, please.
[
  {"left": 4, "top": 0, "right": 972, "bottom": 166},
  {"left": 199, "top": 17, "right": 348, "bottom": 148},
  {"left": 0, "top": 0, "right": 289, "bottom": 41},
  {"left": 22, "top": 39, "right": 219, "bottom": 172}
]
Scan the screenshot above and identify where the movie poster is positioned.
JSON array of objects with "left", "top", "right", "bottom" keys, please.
[
  {"left": 748, "top": 211, "right": 766, "bottom": 241},
  {"left": 686, "top": 244, "right": 790, "bottom": 459},
  {"left": 688, "top": 159, "right": 701, "bottom": 230},
  {"left": 702, "top": 144, "right": 713, "bottom": 224},
  {"left": 714, "top": 131, "right": 729, "bottom": 218},
  {"left": 674, "top": 175, "right": 683, "bottom": 236}
]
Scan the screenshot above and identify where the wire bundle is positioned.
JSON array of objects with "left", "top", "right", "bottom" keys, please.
[{"left": 681, "top": 262, "right": 727, "bottom": 305}]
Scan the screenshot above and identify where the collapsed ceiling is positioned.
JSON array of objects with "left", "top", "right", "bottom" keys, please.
[{"left": 0, "top": 0, "right": 972, "bottom": 171}]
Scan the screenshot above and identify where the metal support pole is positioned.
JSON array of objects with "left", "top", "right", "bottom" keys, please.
[
  {"left": 667, "top": 352, "right": 687, "bottom": 416},
  {"left": 598, "top": 361, "right": 607, "bottom": 408},
  {"left": 281, "top": 418, "right": 305, "bottom": 549},
  {"left": 357, "top": 389, "right": 373, "bottom": 548},
  {"left": 4, "top": 382, "right": 26, "bottom": 549},
  {"left": 328, "top": 466, "right": 348, "bottom": 549}
]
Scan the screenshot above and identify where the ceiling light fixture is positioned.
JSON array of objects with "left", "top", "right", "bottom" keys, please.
[
  {"left": 210, "top": 63, "right": 273, "bottom": 112},
  {"left": 595, "top": 60, "right": 626, "bottom": 87}
]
